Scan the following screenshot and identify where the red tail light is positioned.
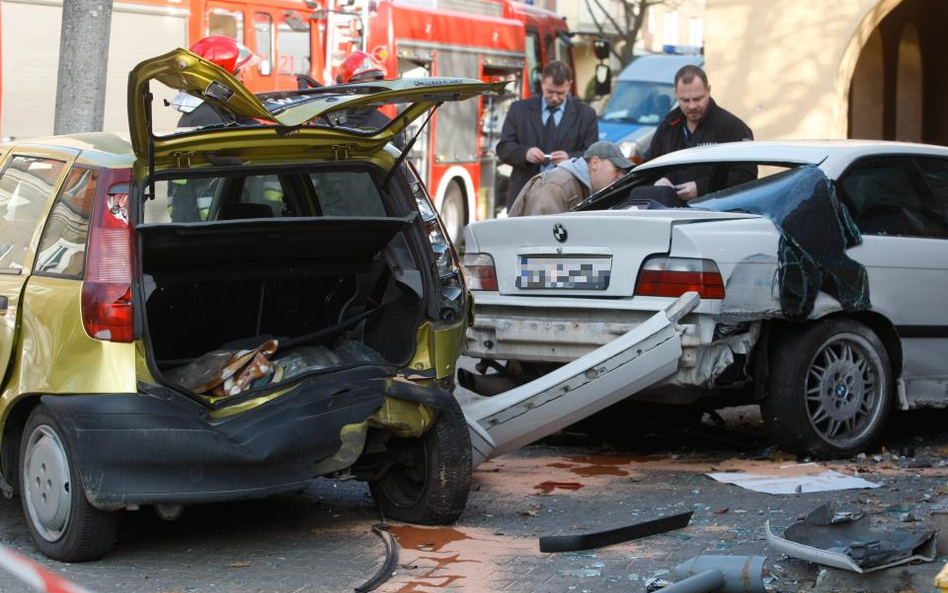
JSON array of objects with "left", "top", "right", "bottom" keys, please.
[
  {"left": 635, "top": 256, "right": 725, "bottom": 299},
  {"left": 462, "top": 253, "right": 497, "bottom": 291},
  {"left": 81, "top": 170, "right": 134, "bottom": 342}
]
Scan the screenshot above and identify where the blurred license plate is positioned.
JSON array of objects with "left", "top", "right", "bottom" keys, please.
[{"left": 517, "top": 256, "right": 612, "bottom": 290}]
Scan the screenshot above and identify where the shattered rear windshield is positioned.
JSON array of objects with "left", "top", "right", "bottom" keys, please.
[
  {"left": 692, "top": 166, "right": 870, "bottom": 319},
  {"left": 142, "top": 169, "right": 387, "bottom": 223}
]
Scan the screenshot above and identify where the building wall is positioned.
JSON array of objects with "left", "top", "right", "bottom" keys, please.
[
  {"left": 703, "top": 0, "right": 945, "bottom": 143},
  {"left": 556, "top": 0, "right": 705, "bottom": 101}
]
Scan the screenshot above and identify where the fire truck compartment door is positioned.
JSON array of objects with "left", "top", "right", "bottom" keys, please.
[
  {"left": 128, "top": 48, "right": 507, "bottom": 160},
  {"left": 462, "top": 292, "right": 700, "bottom": 466}
]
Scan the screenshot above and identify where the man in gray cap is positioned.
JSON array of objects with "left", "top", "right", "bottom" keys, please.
[{"left": 509, "top": 141, "right": 633, "bottom": 216}]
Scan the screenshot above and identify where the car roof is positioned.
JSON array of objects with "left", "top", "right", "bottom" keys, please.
[
  {"left": 1, "top": 132, "right": 135, "bottom": 168},
  {"left": 636, "top": 139, "right": 948, "bottom": 178},
  {"left": 617, "top": 54, "right": 704, "bottom": 83}
]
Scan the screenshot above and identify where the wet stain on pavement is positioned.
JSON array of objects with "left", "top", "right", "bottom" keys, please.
[
  {"left": 397, "top": 575, "right": 466, "bottom": 592},
  {"left": 566, "top": 453, "right": 660, "bottom": 465},
  {"left": 396, "top": 553, "right": 478, "bottom": 591},
  {"left": 390, "top": 525, "right": 472, "bottom": 552},
  {"left": 534, "top": 481, "right": 585, "bottom": 493},
  {"left": 545, "top": 454, "right": 658, "bottom": 477}
]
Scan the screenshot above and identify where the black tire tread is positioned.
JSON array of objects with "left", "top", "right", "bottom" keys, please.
[{"left": 370, "top": 396, "right": 472, "bottom": 525}]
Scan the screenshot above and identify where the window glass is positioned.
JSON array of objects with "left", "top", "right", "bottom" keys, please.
[
  {"left": 525, "top": 31, "right": 541, "bottom": 95},
  {"left": 145, "top": 178, "right": 222, "bottom": 223},
  {"left": 208, "top": 8, "right": 244, "bottom": 42},
  {"left": 0, "top": 156, "right": 67, "bottom": 271},
  {"left": 143, "top": 170, "right": 386, "bottom": 223},
  {"left": 554, "top": 35, "right": 571, "bottom": 64},
  {"left": 254, "top": 12, "right": 274, "bottom": 76},
  {"left": 35, "top": 167, "right": 98, "bottom": 276},
  {"left": 480, "top": 70, "right": 521, "bottom": 153},
  {"left": 838, "top": 157, "right": 947, "bottom": 238},
  {"left": 310, "top": 171, "right": 385, "bottom": 217},
  {"left": 916, "top": 157, "right": 948, "bottom": 216},
  {"left": 278, "top": 16, "right": 311, "bottom": 75},
  {"left": 601, "top": 81, "right": 675, "bottom": 125}
]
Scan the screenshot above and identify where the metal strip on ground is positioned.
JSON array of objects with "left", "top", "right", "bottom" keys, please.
[
  {"left": 539, "top": 511, "right": 694, "bottom": 553},
  {"left": 354, "top": 523, "right": 400, "bottom": 593}
]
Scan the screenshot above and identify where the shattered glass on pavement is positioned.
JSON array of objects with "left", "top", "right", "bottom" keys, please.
[{"left": 692, "top": 166, "right": 870, "bottom": 320}]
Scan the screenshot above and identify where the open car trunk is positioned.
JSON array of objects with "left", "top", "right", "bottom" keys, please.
[{"left": 135, "top": 170, "right": 429, "bottom": 399}]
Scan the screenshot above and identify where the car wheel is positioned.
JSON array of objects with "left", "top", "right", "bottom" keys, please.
[
  {"left": 762, "top": 319, "right": 892, "bottom": 459},
  {"left": 369, "top": 397, "right": 471, "bottom": 524},
  {"left": 439, "top": 182, "right": 466, "bottom": 248},
  {"left": 20, "top": 405, "right": 120, "bottom": 562}
]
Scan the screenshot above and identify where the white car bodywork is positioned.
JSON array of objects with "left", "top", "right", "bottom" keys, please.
[{"left": 462, "top": 140, "right": 948, "bottom": 455}]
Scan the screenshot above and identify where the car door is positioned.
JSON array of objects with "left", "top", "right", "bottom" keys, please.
[
  {"left": 0, "top": 152, "right": 70, "bottom": 386},
  {"left": 837, "top": 155, "right": 948, "bottom": 402}
]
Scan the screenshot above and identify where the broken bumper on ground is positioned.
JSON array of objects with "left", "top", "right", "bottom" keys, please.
[
  {"left": 463, "top": 293, "right": 700, "bottom": 466},
  {"left": 42, "top": 366, "right": 444, "bottom": 510}
]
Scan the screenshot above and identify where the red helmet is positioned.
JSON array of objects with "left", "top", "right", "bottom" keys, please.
[
  {"left": 189, "top": 35, "right": 259, "bottom": 75},
  {"left": 336, "top": 50, "right": 385, "bottom": 84}
]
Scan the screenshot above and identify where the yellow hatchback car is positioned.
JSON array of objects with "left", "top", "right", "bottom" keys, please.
[{"left": 0, "top": 50, "right": 500, "bottom": 561}]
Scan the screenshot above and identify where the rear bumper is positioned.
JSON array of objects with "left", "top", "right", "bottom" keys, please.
[
  {"left": 42, "top": 367, "right": 433, "bottom": 510},
  {"left": 465, "top": 302, "right": 711, "bottom": 364}
]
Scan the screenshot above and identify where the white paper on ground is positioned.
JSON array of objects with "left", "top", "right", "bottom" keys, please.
[{"left": 706, "top": 469, "right": 880, "bottom": 494}]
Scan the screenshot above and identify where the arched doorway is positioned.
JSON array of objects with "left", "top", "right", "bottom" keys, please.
[
  {"left": 849, "top": 29, "right": 884, "bottom": 140},
  {"left": 845, "top": 0, "right": 948, "bottom": 145},
  {"left": 895, "top": 23, "right": 922, "bottom": 141}
]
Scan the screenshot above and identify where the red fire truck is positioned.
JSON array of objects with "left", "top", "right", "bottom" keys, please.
[
  {"left": 1, "top": 0, "right": 574, "bottom": 238},
  {"left": 320, "top": 0, "right": 575, "bottom": 240}
]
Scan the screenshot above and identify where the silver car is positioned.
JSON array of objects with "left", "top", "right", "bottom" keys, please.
[{"left": 462, "top": 140, "right": 948, "bottom": 458}]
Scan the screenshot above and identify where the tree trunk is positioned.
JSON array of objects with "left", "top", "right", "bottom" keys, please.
[{"left": 54, "top": 0, "right": 114, "bottom": 134}]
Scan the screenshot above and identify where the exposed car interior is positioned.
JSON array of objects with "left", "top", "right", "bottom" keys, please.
[{"left": 137, "top": 164, "right": 428, "bottom": 389}]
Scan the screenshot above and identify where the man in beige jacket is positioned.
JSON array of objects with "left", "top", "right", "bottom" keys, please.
[{"left": 508, "top": 141, "right": 633, "bottom": 216}]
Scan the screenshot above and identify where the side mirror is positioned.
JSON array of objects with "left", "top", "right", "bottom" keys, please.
[
  {"left": 594, "top": 63, "right": 611, "bottom": 96},
  {"left": 258, "top": 59, "right": 272, "bottom": 76},
  {"left": 593, "top": 38, "right": 611, "bottom": 61}
]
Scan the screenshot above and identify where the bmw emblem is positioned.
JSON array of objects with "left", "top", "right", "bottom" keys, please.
[{"left": 553, "top": 223, "right": 568, "bottom": 243}]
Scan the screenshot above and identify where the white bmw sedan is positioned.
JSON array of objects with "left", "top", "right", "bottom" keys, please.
[{"left": 461, "top": 140, "right": 948, "bottom": 458}]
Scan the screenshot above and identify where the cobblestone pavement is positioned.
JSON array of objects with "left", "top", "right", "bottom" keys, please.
[{"left": 2, "top": 404, "right": 947, "bottom": 593}]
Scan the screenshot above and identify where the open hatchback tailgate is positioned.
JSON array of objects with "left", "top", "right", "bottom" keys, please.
[
  {"left": 463, "top": 292, "right": 700, "bottom": 465},
  {"left": 127, "top": 48, "right": 506, "bottom": 167}
]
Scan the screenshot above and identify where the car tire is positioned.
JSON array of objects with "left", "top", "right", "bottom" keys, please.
[
  {"left": 761, "top": 319, "right": 892, "bottom": 459},
  {"left": 19, "top": 405, "right": 120, "bottom": 562},
  {"left": 369, "top": 397, "right": 471, "bottom": 524},
  {"left": 439, "top": 182, "right": 466, "bottom": 249}
]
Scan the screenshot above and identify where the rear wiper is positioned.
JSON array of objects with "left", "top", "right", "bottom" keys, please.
[{"left": 383, "top": 102, "right": 442, "bottom": 187}]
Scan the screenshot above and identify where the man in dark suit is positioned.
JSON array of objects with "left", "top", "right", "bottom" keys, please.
[{"left": 497, "top": 61, "right": 599, "bottom": 210}]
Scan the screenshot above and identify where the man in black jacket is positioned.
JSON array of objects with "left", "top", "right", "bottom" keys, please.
[
  {"left": 497, "top": 61, "right": 598, "bottom": 210},
  {"left": 647, "top": 65, "right": 754, "bottom": 201}
]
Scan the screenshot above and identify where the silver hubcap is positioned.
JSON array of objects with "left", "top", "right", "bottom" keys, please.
[
  {"left": 805, "top": 333, "right": 885, "bottom": 448},
  {"left": 23, "top": 425, "right": 72, "bottom": 542}
]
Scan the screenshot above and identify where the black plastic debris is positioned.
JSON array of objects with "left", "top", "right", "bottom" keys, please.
[
  {"left": 539, "top": 511, "right": 692, "bottom": 553},
  {"left": 764, "top": 503, "right": 936, "bottom": 573},
  {"left": 693, "top": 166, "right": 869, "bottom": 319}
]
